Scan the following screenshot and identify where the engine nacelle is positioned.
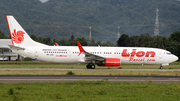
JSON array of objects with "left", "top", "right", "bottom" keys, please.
[{"left": 98, "top": 58, "right": 121, "bottom": 66}]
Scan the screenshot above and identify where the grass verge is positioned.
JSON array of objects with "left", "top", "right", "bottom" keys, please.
[
  {"left": 0, "top": 70, "right": 180, "bottom": 75},
  {"left": 0, "top": 62, "right": 180, "bottom": 75},
  {"left": 0, "top": 81, "right": 180, "bottom": 101},
  {"left": 0, "top": 61, "right": 180, "bottom": 69}
]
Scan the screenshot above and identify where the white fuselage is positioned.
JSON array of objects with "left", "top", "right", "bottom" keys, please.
[{"left": 12, "top": 46, "right": 178, "bottom": 65}]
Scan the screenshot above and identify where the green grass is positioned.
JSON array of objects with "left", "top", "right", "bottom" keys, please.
[
  {"left": 0, "top": 81, "right": 180, "bottom": 101},
  {"left": 1, "top": 70, "right": 180, "bottom": 75},
  {"left": 0, "top": 61, "right": 179, "bottom": 69},
  {"left": 0, "top": 61, "right": 180, "bottom": 75},
  {"left": 66, "top": 71, "right": 75, "bottom": 75},
  {"left": 0, "top": 61, "right": 85, "bottom": 68}
]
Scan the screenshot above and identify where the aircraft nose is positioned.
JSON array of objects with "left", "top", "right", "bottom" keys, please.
[{"left": 172, "top": 55, "right": 179, "bottom": 61}]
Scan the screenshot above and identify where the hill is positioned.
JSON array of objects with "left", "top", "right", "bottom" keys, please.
[{"left": 0, "top": 0, "right": 180, "bottom": 43}]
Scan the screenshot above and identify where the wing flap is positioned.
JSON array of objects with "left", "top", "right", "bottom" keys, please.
[{"left": 84, "top": 52, "right": 104, "bottom": 61}]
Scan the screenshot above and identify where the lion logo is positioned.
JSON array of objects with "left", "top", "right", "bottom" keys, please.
[{"left": 11, "top": 29, "right": 25, "bottom": 44}]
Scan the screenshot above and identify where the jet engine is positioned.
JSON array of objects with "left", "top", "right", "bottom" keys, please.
[{"left": 98, "top": 58, "right": 121, "bottom": 66}]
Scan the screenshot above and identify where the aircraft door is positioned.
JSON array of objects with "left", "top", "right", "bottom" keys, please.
[
  {"left": 35, "top": 48, "right": 39, "bottom": 58},
  {"left": 68, "top": 49, "right": 71, "bottom": 57},
  {"left": 159, "top": 51, "right": 162, "bottom": 59}
]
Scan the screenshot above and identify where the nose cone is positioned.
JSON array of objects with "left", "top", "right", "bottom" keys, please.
[{"left": 173, "top": 55, "right": 179, "bottom": 62}]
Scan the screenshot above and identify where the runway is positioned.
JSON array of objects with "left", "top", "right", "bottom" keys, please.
[
  {"left": 1, "top": 68, "right": 180, "bottom": 71},
  {"left": 0, "top": 75, "right": 180, "bottom": 83}
]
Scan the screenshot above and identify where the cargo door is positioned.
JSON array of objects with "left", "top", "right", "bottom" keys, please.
[{"left": 35, "top": 48, "right": 39, "bottom": 58}]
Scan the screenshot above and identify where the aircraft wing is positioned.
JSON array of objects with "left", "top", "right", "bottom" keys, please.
[
  {"left": 76, "top": 41, "right": 105, "bottom": 63},
  {"left": 83, "top": 51, "right": 105, "bottom": 61}
]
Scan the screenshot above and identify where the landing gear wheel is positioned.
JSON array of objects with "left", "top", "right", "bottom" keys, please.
[
  {"left": 86, "top": 64, "right": 95, "bottom": 69},
  {"left": 86, "top": 64, "right": 91, "bottom": 69},
  {"left": 91, "top": 64, "right": 95, "bottom": 69},
  {"left": 160, "top": 65, "right": 163, "bottom": 69}
]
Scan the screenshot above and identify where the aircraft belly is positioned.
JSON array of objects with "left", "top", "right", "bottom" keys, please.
[{"left": 54, "top": 57, "right": 79, "bottom": 63}]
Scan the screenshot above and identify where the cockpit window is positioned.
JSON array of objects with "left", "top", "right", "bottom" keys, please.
[{"left": 167, "top": 52, "right": 171, "bottom": 55}]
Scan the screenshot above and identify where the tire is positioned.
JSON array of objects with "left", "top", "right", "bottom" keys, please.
[
  {"left": 86, "top": 64, "right": 91, "bottom": 69},
  {"left": 91, "top": 64, "right": 95, "bottom": 69}
]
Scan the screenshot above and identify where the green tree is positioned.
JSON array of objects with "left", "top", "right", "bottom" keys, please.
[
  {"left": 167, "top": 31, "right": 180, "bottom": 60},
  {"left": 117, "top": 34, "right": 130, "bottom": 46},
  {"left": 0, "top": 30, "right": 8, "bottom": 39},
  {"left": 76, "top": 37, "right": 88, "bottom": 46},
  {"left": 43, "top": 36, "right": 53, "bottom": 45},
  {"left": 30, "top": 34, "right": 38, "bottom": 41},
  {"left": 102, "top": 41, "right": 114, "bottom": 46},
  {"left": 149, "top": 35, "right": 167, "bottom": 49},
  {"left": 58, "top": 38, "right": 68, "bottom": 46},
  {"left": 129, "top": 35, "right": 139, "bottom": 47},
  {"left": 138, "top": 33, "right": 152, "bottom": 47},
  {"left": 68, "top": 35, "right": 76, "bottom": 46},
  {"left": 88, "top": 39, "right": 98, "bottom": 46},
  {"left": 169, "top": 31, "right": 180, "bottom": 43}
]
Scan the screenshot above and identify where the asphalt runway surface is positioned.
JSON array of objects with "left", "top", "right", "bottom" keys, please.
[{"left": 0, "top": 75, "right": 180, "bottom": 83}]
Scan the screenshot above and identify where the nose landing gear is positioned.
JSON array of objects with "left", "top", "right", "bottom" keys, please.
[{"left": 160, "top": 64, "right": 163, "bottom": 69}]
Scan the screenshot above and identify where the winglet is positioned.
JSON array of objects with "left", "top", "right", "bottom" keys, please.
[{"left": 76, "top": 41, "right": 86, "bottom": 56}]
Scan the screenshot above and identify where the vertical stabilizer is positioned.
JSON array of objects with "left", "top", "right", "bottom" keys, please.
[{"left": 6, "top": 15, "right": 46, "bottom": 47}]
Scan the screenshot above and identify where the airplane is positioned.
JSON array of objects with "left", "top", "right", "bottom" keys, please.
[{"left": 6, "top": 15, "right": 178, "bottom": 69}]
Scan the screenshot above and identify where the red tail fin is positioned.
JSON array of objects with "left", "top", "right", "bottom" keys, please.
[{"left": 54, "top": 42, "right": 59, "bottom": 46}]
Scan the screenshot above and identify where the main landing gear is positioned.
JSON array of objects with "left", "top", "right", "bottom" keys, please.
[
  {"left": 86, "top": 64, "right": 95, "bottom": 69},
  {"left": 160, "top": 64, "right": 163, "bottom": 69}
]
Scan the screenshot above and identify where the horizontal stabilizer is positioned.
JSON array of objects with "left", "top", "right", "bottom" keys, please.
[{"left": 8, "top": 45, "right": 25, "bottom": 50}]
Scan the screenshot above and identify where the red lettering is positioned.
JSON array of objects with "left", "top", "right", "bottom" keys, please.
[
  {"left": 122, "top": 49, "right": 155, "bottom": 58},
  {"left": 129, "top": 57, "right": 145, "bottom": 61},
  {"left": 129, "top": 57, "right": 133, "bottom": 61},
  {"left": 56, "top": 55, "right": 67, "bottom": 57},
  {"left": 147, "top": 59, "right": 155, "bottom": 61},
  {"left": 145, "top": 51, "right": 155, "bottom": 57},
  {"left": 136, "top": 51, "right": 145, "bottom": 57},
  {"left": 130, "top": 49, "right": 136, "bottom": 57},
  {"left": 122, "top": 49, "right": 130, "bottom": 57}
]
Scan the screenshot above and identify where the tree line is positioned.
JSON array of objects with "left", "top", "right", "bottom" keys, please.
[
  {"left": 30, "top": 34, "right": 114, "bottom": 46},
  {"left": 0, "top": 30, "right": 114, "bottom": 46}
]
